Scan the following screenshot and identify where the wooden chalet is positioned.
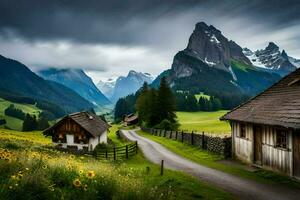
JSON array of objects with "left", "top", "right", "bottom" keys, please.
[
  {"left": 44, "top": 111, "right": 110, "bottom": 151},
  {"left": 221, "top": 68, "right": 300, "bottom": 178},
  {"left": 124, "top": 114, "right": 138, "bottom": 126}
]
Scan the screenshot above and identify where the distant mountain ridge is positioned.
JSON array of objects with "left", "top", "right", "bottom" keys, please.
[
  {"left": 97, "top": 78, "right": 116, "bottom": 99},
  {"left": 38, "top": 68, "right": 111, "bottom": 106},
  {"left": 0, "top": 54, "right": 94, "bottom": 117},
  {"left": 98, "top": 70, "right": 154, "bottom": 103},
  {"left": 243, "top": 42, "right": 298, "bottom": 75}
]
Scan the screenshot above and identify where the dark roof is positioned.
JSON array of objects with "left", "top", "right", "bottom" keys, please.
[
  {"left": 44, "top": 111, "right": 110, "bottom": 137},
  {"left": 221, "top": 68, "right": 300, "bottom": 129},
  {"left": 125, "top": 114, "right": 138, "bottom": 122}
]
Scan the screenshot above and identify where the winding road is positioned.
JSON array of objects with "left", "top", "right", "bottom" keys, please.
[{"left": 121, "top": 129, "right": 300, "bottom": 200}]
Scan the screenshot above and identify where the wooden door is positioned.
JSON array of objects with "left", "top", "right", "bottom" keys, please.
[
  {"left": 254, "top": 126, "right": 262, "bottom": 165},
  {"left": 293, "top": 133, "right": 300, "bottom": 178}
]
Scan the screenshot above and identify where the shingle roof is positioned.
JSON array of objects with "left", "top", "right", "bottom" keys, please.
[
  {"left": 125, "top": 114, "right": 138, "bottom": 122},
  {"left": 221, "top": 68, "right": 300, "bottom": 129},
  {"left": 45, "top": 111, "right": 110, "bottom": 137}
]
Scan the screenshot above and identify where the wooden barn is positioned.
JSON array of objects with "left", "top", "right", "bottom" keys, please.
[
  {"left": 124, "top": 114, "right": 138, "bottom": 126},
  {"left": 44, "top": 111, "right": 110, "bottom": 151},
  {"left": 221, "top": 68, "right": 300, "bottom": 178}
]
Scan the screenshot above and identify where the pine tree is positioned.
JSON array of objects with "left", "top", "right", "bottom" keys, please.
[
  {"left": 114, "top": 98, "right": 128, "bottom": 121},
  {"left": 37, "top": 116, "right": 50, "bottom": 130},
  {"left": 186, "top": 94, "right": 198, "bottom": 111},
  {"left": 22, "top": 114, "right": 37, "bottom": 131},
  {"left": 157, "top": 77, "right": 177, "bottom": 123}
]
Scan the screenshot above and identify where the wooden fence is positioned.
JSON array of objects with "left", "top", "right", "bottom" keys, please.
[
  {"left": 94, "top": 141, "right": 138, "bottom": 160},
  {"left": 141, "top": 127, "right": 232, "bottom": 158}
]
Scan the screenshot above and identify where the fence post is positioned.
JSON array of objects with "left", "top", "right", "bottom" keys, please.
[
  {"left": 126, "top": 145, "right": 129, "bottom": 159},
  {"left": 181, "top": 131, "right": 184, "bottom": 143},
  {"left": 175, "top": 131, "right": 178, "bottom": 140},
  {"left": 113, "top": 147, "right": 116, "bottom": 161},
  {"left": 202, "top": 132, "right": 205, "bottom": 149},
  {"left": 170, "top": 130, "right": 172, "bottom": 139},
  {"left": 135, "top": 141, "right": 138, "bottom": 154},
  {"left": 191, "top": 131, "right": 194, "bottom": 145},
  {"left": 105, "top": 149, "right": 108, "bottom": 159},
  {"left": 160, "top": 160, "right": 164, "bottom": 176}
]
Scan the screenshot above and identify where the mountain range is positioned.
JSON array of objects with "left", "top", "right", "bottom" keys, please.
[
  {"left": 243, "top": 42, "right": 298, "bottom": 75},
  {"left": 97, "top": 70, "right": 154, "bottom": 103},
  {"left": 153, "top": 22, "right": 298, "bottom": 108},
  {"left": 37, "top": 68, "right": 111, "bottom": 106},
  {"left": 0, "top": 55, "right": 94, "bottom": 118}
]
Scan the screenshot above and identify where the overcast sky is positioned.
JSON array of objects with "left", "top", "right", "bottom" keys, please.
[{"left": 0, "top": 0, "right": 300, "bottom": 83}]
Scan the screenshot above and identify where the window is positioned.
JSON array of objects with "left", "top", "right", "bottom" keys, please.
[
  {"left": 276, "top": 130, "right": 288, "bottom": 149},
  {"left": 240, "top": 123, "right": 246, "bottom": 138}
]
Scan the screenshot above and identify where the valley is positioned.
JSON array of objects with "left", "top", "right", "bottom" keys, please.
[{"left": 0, "top": 1, "right": 300, "bottom": 199}]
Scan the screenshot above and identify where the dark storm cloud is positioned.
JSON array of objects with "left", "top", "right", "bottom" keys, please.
[
  {"left": 0, "top": 0, "right": 299, "bottom": 46},
  {"left": 0, "top": 0, "right": 300, "bottom": 82}
]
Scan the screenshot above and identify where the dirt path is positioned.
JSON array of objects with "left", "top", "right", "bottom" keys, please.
[{"left": 121, "top": 129, "right": 300, "bottom": 200}]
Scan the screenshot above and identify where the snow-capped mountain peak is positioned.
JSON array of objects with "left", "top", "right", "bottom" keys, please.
[
  {"left": 243, "top": 42, "right": 298, "bottom": 75},
  {"left": 97, "top": 70, "right": 154, "bottom": 103}
]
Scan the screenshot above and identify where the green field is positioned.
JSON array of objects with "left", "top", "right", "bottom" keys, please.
[
  {"left": 176, "top": 110, "right": 231, "bottom": 134},
  {"left": 0, "top": 98, "right": 41, "bottom": 131},
  {"left": 0, "top": 128, "right": 234, "bottom": 199},
  {"left": 194, "top": 92, "right": 210, "bottom": 101}
]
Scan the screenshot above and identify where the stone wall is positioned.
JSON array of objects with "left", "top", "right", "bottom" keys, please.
[{"left": 142, "top": 128, "right": 232, "bottom": 158}]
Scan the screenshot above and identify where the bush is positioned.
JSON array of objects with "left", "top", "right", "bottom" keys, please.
[
  {"left": 154, "top": 119, "right": 179, "bottom": 131},
  {"left": 4, "top": 104, "right": 26, "bottom": 120},
  {"left": 0, "top": 119, "right": 6, "bottom": 125}
]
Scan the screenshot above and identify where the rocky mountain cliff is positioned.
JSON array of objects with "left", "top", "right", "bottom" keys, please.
[
  {"left": 243, "top": 42, "right": 298, "bottom": 75},
  {"left": 106, "top": 70, "right": 154, "bottom": 103},
  {"left": 154, "top": 22, "right": 281, "bottom": 108},
  {"left": 182, "top": 22, "right": 251, "bottom": 74},
  {"left": 38, "top": 68, "right": 111, "bottom": 106}
]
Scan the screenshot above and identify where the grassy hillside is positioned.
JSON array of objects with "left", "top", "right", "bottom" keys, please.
[
  {"left": 0, "top": 128, "right": 234, "bottom": 199},
  {"left": 0, "top": 98, "right": 41, "bottom": 130},
  {"left": 176, "top": 111, "right": 230, "bottom": 134}
]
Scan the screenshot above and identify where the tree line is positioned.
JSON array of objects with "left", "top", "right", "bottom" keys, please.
[
  {"left": 22, "top": 113, "right": 50, "bottom": 132},
  {"left": 115, "top": 77, "right": 178, "bottom": 130},
  {"left": 136, "top": 77, "right": 178, "bottom": 130},
  {"left": 176, "top": 93, "right": 222, "bottom": 112},
  {"left": 3, "top": 104, "right": 50, "bottom": 131}
]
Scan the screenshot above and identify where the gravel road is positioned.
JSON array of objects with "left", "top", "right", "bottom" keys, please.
[{"left": 121, "top": 129, "right": 300, "bottom": 200}]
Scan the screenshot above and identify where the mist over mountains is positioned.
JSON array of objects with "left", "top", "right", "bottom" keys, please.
[
  {"left": 97, "top": 70, "right": 154, "bottom": 103},
  {"left": 37, "top": 68, "right": 111, "bottom": 106}
]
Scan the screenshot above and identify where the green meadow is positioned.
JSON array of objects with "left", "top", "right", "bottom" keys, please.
[
  {"left": 0, "top": 127, "right": 234, "bottom": 200},
  {"left": 0, "top": 98, "right": 41, "bottom": 131},
  {"left": 176, "top": 111, "right": 231, "bottom": 134}
]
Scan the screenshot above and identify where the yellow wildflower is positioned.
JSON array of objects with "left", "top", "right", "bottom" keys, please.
[
  {"left": 87, "top": 171, "right": 95, "bottom": 179},
  {"left": 79, "top": 169, "right": 84, "bottom": 175},
  {"left": 42, "top": 165, "right": 47, "bottom": 170},
  {"left": 25, "top": 168, "right": 29, "bottom": 171},
  {"left": 73, "top": 179, "right": 81, "bottom": 188}
]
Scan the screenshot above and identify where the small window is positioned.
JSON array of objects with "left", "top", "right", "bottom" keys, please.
[
  {"left": 240, "top": 124, "right": 246, "bottom": 138},
  {"left": 276, "top": 130, "right": 288, "bottom": 149}
]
